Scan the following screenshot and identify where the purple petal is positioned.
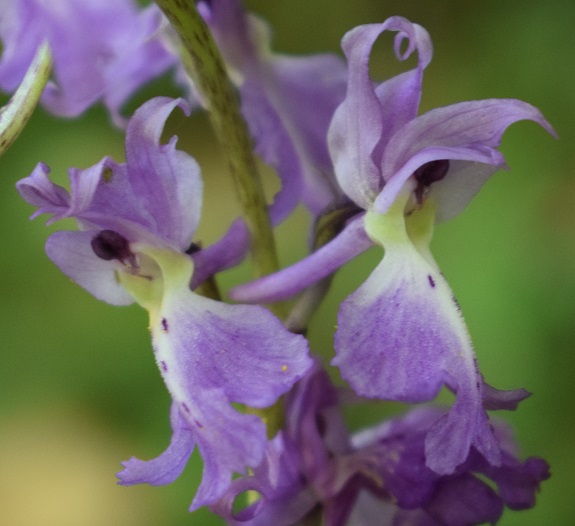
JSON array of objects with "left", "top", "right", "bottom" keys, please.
[
  {"left": 333, "top": 241, "right": 499, "bottom": 473},
  {"left": 102, "top": 5, "right": 177, "bottom": 126},
  {"left": 229, "top": 214, "right": 373, "bottom": 303},
  {"left": 118, "top": 402, "right": 195, "bottom": 486},
  {"left": 16, "top": 162, "right": 69, "bottom": 220},
  {"left": 67, "top": 158, "right": 114, "bottom": 217},
  {"left": 425, "top": 475, "right": 504, "bottom": 525},
  {"left": 205, "top": 0, "right": 347, "bottom": 217},
  {"left": 284, "top": 365, "right": 350, "bottom": 485},
  {"left": 70, "top": 159, "right": 158, "bottom": 239},
  {"left": 328, "top": 17, "right": 432, "bottom": 209},
  {"left": 153, "top": 289, "right": 312, "bottom": 408},
  {"left": 373, "top": 20, "right": 432, "bottom": 147},
  {"left": 150, "top": 279, "right": 312, "bottom": 408},
  {"left": 431, "top": 160, "right": 499, "bottom": 223},
  {"left": 211, "top": 433, "right": 317, "bottom": 525},
  {"left": 482, "top": 381, "right": 531, "bottom": 411},
  {"left": 0, "top": 0, "right": 175, "bottom": 120},
  {"left": 374, "top": 144, "right": 507, "bottom": 215},
  {"left": 198, "top": 0, "right": 257, "bottom": 74},
  {"left": 188, "top": 389, "right": 268, "bottom": 510},
  {"left": 487, "top": 455, "right": 550, "bottom": 510},
  {"left": 425, "top": 390, "right": 500, "bottom": 475},
  {"left": 240, "top": 81, "right": 304, "bottom": 223},
  {"left": 122, "top": 248, "right": 311, "bottom": 506},
  {"left": 125, "top": 97, "right": 201, "bottom": 250},
  {"left": 19, "top": 97, "right": 203, "bottom": 253},
  {"left": 267, "top": 53, "right": 348, "bottom": 215},
  {"left": 374, "top": 99, "right": 556, "bottom": 215},
  {"left": 0, "top": 0, "right": 41, "bottom": 91},
  {"left": 190, "top": 218, "right": 250, "bottom": 289},
  {"left": 328, "top": 25, "right": 386, "bottom": 208},
  {"left": 45, "top": 230, "right": 133, "bottom": 306}
]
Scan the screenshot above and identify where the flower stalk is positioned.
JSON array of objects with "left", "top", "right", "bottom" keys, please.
[
  {"left": 154, "top": 0, "right": 280, "bottom": 280},
  {"left": 0, "top": 42, "right": 52, "bottom": 156}
]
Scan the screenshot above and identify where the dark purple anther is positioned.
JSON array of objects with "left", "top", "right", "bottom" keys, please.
[
  {"left": 414, "top": 160, "right": 450, "bottom": 203},
  {"left": 91, "top": 230, "right": 135, "bottom": 266},
  {"left": 185, "top": 242, "right": 202, "bottom": 255}
]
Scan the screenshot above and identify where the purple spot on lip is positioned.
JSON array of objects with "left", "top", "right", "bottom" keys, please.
[
  {"left": 428, "top": 274, "right": 436, "bottom": 288},
  {"left": 195, "top": 420, "right": 204, "bottom": 429},
  {"left": 182, "top": 403, "right": 191, "bottom": 414},
  {"left": 161, "top": 318, "right": 169, "bottom": 333},
  {"left": 160, "top": 361, "right": 168, "bottom": 372}
]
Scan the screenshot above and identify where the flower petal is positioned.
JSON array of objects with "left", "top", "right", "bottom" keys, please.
[
  {"left": 190, "top": 218, "right": 250, "bottom": 289},
  {"left": 373, "top": 144, "right": 506, "bottom": 215},
  {"left": 334, "top": 211, "right": 500, "bottom": 473},
  {"left": 328, "top": 17, "right": 432, "bottom": 209},
  {"left": 120, "top": 247, "right": 311, "bottom": 506},
  {"left": 266, "top": 53, "right": 348, "bottom": 215},
  {"left": 45, "top": 230, "right": 133, "bottom": 306},
  {"left": 425, "top": 474, "right": 504, "bottom": 525},
  {"left": 374, "top": 99, "right": 556, "bottom": 215},
  {"left": 118, "top": 402, "right": 195, "bottom": 486},
  {"left": 125, "top": 97, "right": 201, "bottom": 250},
  {"left": 486, "top": 455, "right": 550, "bottom": 510},
  {"left": 188, "top": 389, "right": 268, "bottom": 510},
  {"left": 431, "top": 160, "right": 499, "bottom": 223},
  {"left": 240, "top": 81, "right": 304, "bottom": 223},
  {"left": 229, "top": 214, "right": 373, "bottom": 304},
  {"left": 204, "top": 0, "right": 346, "bottom": 217},
  {"left": 16, "top": 162, "right": 69, "bottom": 221},
  {"left": 0, "top": 0, "right": 175, "bottom": 120}
]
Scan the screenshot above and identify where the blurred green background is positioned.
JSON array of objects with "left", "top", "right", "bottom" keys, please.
[{"left": 0, "top": 0, "right": 573, "bottom": 524}]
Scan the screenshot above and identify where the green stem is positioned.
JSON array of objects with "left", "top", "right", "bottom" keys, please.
[
  {"left": 154, "top": 0, "right": 279, "bottom": 280},
  {"left": 0, "top": 42, "right": 52, "bottom": 156}
]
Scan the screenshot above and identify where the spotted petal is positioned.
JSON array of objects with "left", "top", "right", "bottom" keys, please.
[
  {"left": 119, "top": 247, "right": 311, "bottom": 507},
  {"left": 333, "top": 209, "right": 500, "bottom": 473}
]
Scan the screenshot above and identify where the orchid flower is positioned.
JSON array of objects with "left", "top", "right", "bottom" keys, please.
[
  {"left": 0, "top": 0, "right": 176, "bottom": 125},
  {"left": 230, "top": 17, "right": 556, "bottom": 475},
  {"left": 213, "top": 365, "right": 549, "bottom": 526},
  {"left": 196, "top": 0, "right": 347, "bottom": 220},
  {"left": 16, "top": 97, "right": 312, "bottom": 509}
]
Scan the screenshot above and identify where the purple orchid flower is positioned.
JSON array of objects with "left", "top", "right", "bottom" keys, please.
[
  {"left": 16, "top": 97, "right": 312, "bottom": 509},
  {"left": 0, "top": 0, "right": 176, "bottom": 125},
  {"left": 230, "top": 17, "right": 556, "bottom": 475},
  {"left": 213, "top": 365, "right": 549, "bottom": 525},
  {"left": 196, "top": 0, "right": 347, "bottom": 220}
]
